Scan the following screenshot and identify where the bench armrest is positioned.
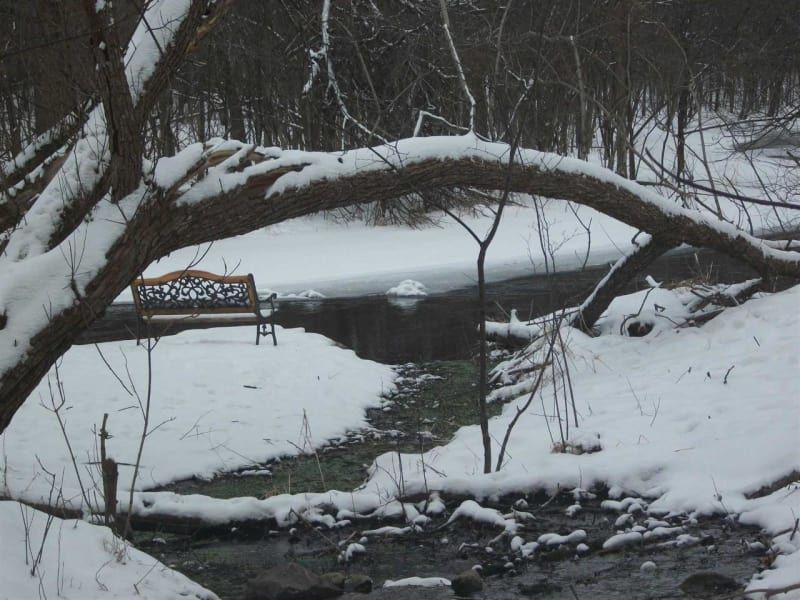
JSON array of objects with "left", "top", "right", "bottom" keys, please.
[{"left": 258, "top": 292, "right": 278, "bottom": 316}]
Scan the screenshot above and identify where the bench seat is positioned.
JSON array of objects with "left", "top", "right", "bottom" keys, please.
[
  {"left": 130, "top": 270, "right": 277, "bottom": 345},
  {"left": 145, "top": 309, "right": 276, "bottom": 321}
]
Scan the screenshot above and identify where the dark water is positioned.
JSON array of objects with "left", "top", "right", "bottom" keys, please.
[
  {"left": 142, "top": 495, "right": 763, "bottom": 600},
  {"left": 270, "top": 248, "right": 758, "bottom": 363},
  {"left": 83, "top": 248, "right": 759, "bottom": 361}
]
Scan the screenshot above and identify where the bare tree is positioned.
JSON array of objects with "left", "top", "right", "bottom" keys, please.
[{"left": 1, "top": 0, "right": 799, "bottom": 438}]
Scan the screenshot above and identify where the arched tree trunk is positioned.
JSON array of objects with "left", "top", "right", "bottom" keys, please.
[
  {"left": 2, "top": 135, "right": 799, "bottom": 434},
  {"left": 2, "top": 1, "right": 799, "bottom": 436}
]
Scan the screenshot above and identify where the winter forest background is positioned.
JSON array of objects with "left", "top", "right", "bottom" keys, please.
[
  {"left": 1, "top": 2, "right": 799, "bottom": 599},
  {"left": 3, "top": 1, "right": 799, "bottom": 183}
]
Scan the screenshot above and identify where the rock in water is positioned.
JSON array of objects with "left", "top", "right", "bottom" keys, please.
[
  {"left": 245, "top": 562, "right": 343, "bottom": 599},
  {"left": 451, "top": 569, "right": 484, "bottom": 596},
  {"left": 320, "top": 572, "right": 346, "bottom": 590},
  {"left": 680, "top": 572, "right": 740, "bottom": 597},
  {"left": 640, "top": 561, "right": 657, "bottom": 573},
  {"left": 344, "top": 574, "right": 373, "bottom": 593}
]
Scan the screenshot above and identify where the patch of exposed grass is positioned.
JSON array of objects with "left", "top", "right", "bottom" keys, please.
[{"left": 159, "top": 360, "right": 500, "bottom": 498}]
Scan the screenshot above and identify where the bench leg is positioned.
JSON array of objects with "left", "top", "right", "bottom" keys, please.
[
  {"left": 269, "top": 297, "right": 277, "bottom": 346},
  {"left": 255, "top": 322, "right": 277, "bottom": 346}
]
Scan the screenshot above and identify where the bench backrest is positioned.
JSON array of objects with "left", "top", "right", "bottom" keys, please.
[{"left": 130, "top": 270, "right": 259, "bottom": 317}]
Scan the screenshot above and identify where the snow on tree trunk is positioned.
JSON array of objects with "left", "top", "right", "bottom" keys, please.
[{"left": 1, "top": 3, "right": 799, "bottom": 435}]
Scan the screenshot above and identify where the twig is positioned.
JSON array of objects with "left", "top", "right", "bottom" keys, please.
[
  {"left": 123, "top": 336, "right": 155, "bottom": 538},
  {"left": 723, "top": 365, "right": 735, "bottom": 384}
]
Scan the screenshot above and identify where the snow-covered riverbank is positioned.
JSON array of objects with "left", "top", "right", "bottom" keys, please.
[
  {"left": 365, "top": 283, "right": 800, "bottom": 597},
  {"left": 2, "top": 326, "right": 396, "bottom": 506},
  {"left": 7, "top": 281, "right": 795, "bottom": 598},
  {"left": 3, "top": 116, "right": 799, "bottom": 598}
]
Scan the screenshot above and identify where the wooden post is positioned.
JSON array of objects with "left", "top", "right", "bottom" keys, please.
[{"left": 99, "top": 413, "right": 118, "bottom": 529}]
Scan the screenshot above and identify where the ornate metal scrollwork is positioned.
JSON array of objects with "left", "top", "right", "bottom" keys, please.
[{"left": 136, "top": 275, "right": 251, "bottom": 311}]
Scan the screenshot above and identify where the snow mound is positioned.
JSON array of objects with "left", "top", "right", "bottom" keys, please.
[
  {"left": 3, "top": 325, "right": 395, "bottom": 506},
  {"left": 446, "top": 499, "right": 518, "bottom": 533},
  {"left": 384, "top": 576, "right": 451, "bottom": 588},
  {"left": 537, "top": 529, "right": 587, "bottom": 546},
  {"left": 603, "top": 531, "right": 643, "bottom": 550},
  {"left": 595, "top": 287, "right": 690, "bottom": 337},
  {"left": 386, "top": 279, "right": 428, "bottom": 297},
  {"left": 292, "top": 289, "right": 325, "bottom": 299}
]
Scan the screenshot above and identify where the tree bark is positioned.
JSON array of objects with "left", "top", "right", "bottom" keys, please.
[{"left": 571, "top": 236, "right": 677, "bottom": 333}]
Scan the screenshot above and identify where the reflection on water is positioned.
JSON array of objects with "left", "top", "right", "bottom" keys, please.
[
  {"left": 274, "top": 249, "right": 758, "bottom": 364},
  {"left": 386, "top": 297, "right": 424, "bottom": 312},
  {"left": 82, "top": 249, "right": 760, "bottom": 358}
]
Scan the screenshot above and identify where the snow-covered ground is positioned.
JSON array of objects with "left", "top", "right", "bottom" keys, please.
[
  {"left": 370, "top": 285, "right": 799, "bottom": 508},
  {"left": 28, "top": 282, "right": 791, "bottom": 597},
  {"left": 3, "top": 114, "right": 800, "bottom": 597},
  {"left": 132, "top": 201, "right": 635, "bottom": 299},
  {"left": 0, "top": 501, "right": 217, "bottom": 600},
  {"left": 2, "top": 326, "right": 395, "bottom": 507},
  {"left": 364, "top": 283, "right": 800, "bottom": 597}
]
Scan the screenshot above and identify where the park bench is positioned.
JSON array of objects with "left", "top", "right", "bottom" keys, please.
[{"left": 130, "top": 270, "right": 277, "bottom": 345}]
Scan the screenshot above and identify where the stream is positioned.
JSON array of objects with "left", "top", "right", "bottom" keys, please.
[
  {"left": 93, "top": 248, "right": 770, "bottom": 599},
  {"left": 143, "top": 364, "right": 766, "bottom": 599}
]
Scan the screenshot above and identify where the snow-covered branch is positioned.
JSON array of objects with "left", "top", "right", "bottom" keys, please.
[
  {"left": 0, "top": 117, "right": 81, "bottom": 193},
  {"left": 303, "top": 0, "right": 387, "bottom": 144},
  {"left": 164, "top": 136, "right": 800, "bottom": 278},
  {"left": 1, "top": 0, "right": 231, "bottom": 258},
  {"left": 2, "top": 134, "right": 800, "bottom": 435},
  {"left": 438, "top": 0, "right": 476, "bottom": 132}
]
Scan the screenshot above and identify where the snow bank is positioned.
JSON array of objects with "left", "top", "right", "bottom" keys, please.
[
  {"left": 368, "top": 285, "right": 800, "bottom": 508},
  {"left": 0, "top": 501, "right": 217, "bottom": 600},
  {"left": 2, "top": 325, "right": 395, "bottom": 506},
  {"left": 135, "top": 200, "right": 634, "bottom": 299},
  {"left": 364, "top": 284, "right": 800, "bottom": 594}
]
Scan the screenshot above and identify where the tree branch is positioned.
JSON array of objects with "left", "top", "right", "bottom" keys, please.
[
  {"left": 2, "top": 136, "right": 800, "bottom": 435},
  {"left": 2, "top": 1, "right": 234, "bottom": 259}
]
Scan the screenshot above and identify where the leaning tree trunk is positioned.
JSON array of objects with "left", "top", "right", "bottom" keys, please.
[{"left": 571, "top": 235, "right": 677, "bottom": 333}]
